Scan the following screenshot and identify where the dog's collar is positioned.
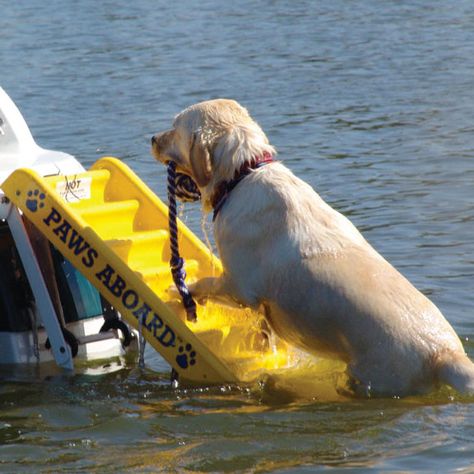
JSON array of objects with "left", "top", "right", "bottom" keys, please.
[{"left": 211, "top": 151, "right": 274, "bottom": 221}]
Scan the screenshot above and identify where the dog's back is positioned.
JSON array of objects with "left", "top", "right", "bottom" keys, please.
[{"left": 216, "top": 162, "right": 474, "bottom": 396}]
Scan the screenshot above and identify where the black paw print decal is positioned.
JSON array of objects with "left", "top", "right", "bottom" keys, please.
[
  {"left": 26, "top": 189, "right": 46, "bottom": 212},
  {"left": 176, "top": 343, "right": 196, "bottom": 369}
]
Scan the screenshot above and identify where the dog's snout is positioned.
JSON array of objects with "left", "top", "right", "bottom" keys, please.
[{"left": 151, "top": 135, "right": 156, "bottom": 145}]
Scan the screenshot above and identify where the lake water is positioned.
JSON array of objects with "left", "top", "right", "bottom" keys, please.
[{"left": 2, "top": 0, "right": 474, "bottom": 472}]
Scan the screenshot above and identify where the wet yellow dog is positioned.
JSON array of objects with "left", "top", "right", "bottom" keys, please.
[{"left": 152, "top": 98, "right": 474, "bottom": 397}]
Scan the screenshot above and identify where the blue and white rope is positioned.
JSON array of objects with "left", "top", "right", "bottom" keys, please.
[{"left": 167, "top": 161, "right": 198, "bottom": 322}]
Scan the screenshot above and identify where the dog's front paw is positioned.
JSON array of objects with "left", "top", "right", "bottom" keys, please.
[
  {"left": 194, "top": 294, "right": 208, "bottom": 306},
  {"left": 186, "top": 282, "right": 208, "bottom": 305},
  {"left": 166, "top": 285, "right": 180, "bottom": 299},
  {"left": 166, "top": 284, "right": 207, "bottom": 306}
]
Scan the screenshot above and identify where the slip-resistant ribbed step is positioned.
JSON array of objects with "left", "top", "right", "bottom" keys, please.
[
  {"left": 78, "top": 199, "right": 140, "bottom": 237},
  {"left": 137, "top": 259, "right": 200, "bottom": 292},
  {"left": 106, "top": 229, "right": 170, "bottom": 268}
]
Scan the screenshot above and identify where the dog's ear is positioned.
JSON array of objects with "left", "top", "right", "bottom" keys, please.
[{"left": 189, "top": 132, "right": 212, "bottom": 187}]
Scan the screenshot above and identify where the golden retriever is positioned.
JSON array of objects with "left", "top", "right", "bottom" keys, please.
[{"left": 151, "top": 98, "right": 474, "bottom": 397}]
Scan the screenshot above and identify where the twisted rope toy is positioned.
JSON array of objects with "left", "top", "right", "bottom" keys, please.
[{"left": 167, "top": 161, "right": 199, "bottom": 322}]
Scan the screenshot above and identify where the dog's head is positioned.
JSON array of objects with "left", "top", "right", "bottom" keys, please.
[{"left": 151, "top": 99, "right": 275, "bottom": 211}]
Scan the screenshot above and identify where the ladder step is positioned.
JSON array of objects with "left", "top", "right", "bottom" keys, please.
[
  {"left": 78, "top": 199, "right": 139, "bottom": 237},
  {"left": 107, "top": 229, "right": 170, "bottom": 267},
  {"left": 137, "top": 259, "right": 200, "bottom": 292}
]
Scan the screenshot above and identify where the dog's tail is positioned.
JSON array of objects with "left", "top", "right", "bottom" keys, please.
[{"left": 437, "top": 352, "right": 474, "bottom": 394}]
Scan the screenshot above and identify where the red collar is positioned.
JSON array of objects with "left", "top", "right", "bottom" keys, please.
[{"left": 211, "top": 152, "right": 274, "bottom": 221}]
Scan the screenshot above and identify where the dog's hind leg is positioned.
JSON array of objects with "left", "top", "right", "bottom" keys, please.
[
  {"left": 436, "top": 352, "right": 474, "bottom": 394},
  {"left": 345, "top": 356, "right": 426, "bottom": 398}
]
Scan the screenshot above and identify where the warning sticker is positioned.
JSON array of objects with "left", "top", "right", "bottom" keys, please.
[{"left": 56, "top": 176, "right": 92, "bottom": 202}]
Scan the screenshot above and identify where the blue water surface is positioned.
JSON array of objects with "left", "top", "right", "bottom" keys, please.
[{"left": 2, "top": 1, "right": 474, "bottom": 472}]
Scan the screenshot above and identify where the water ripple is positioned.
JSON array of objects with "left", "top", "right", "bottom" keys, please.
[{"left": 2, "top": 0, "right": 474, "bottom": 471}]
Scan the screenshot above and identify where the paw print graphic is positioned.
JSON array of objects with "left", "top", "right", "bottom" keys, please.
[
  {"left": 176, "top": 343, "right": 196, "bottom": 369},
  {"left": 26, "top": 189, "right": 46, "bottom": 212}
]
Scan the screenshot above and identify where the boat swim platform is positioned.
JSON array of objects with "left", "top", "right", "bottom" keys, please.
[{"left": 1, "top": 157, "right": 345, "bottom": 390}]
